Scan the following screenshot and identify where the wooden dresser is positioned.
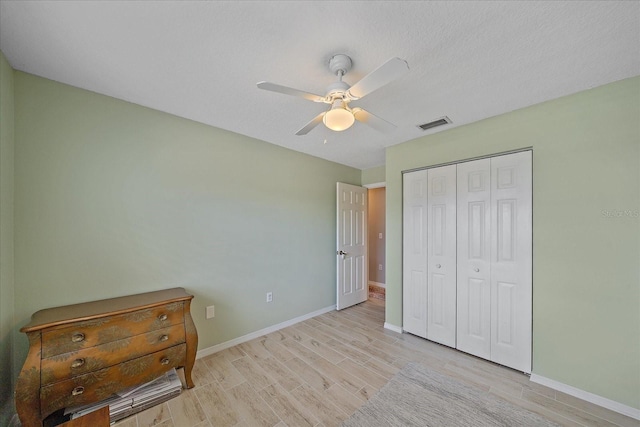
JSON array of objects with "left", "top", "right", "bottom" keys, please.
[{"left": 15, "top": 288, "right": 198, "bottom": 427}]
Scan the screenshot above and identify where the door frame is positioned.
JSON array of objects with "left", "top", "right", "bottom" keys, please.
[{"left": 363, "top": 181, "right": 386, "bottom": 294}]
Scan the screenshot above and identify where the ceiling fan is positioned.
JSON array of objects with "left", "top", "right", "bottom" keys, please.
[{"left": 257, "top": 54, "right": 409, "bottom": 135}]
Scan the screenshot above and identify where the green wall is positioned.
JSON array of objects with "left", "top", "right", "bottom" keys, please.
[
  {"left": 386, "top": 76, "right": 640, "bottom": 409},
  {"left": 0, "top": 50, "right": 15, "bottom": 425},
  {"left": 361, "top": 165, "right": 385, "bottom": 185},
  {"left": 13, "top": 72, "right": 360, "bottom": 373}
]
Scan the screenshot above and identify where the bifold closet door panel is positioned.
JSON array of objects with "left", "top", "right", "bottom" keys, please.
[
  {"left": 456, "top": 158, "right": 491, "bottom": 360},
  {"left": 402, "top": 170, "right": 428, "bottom": 338},
  {"left": 490, "top": 151, "right": 532, "bottom": 373},
  {"left": 426, "top": 165, "right": 457, "bottom": 348}
]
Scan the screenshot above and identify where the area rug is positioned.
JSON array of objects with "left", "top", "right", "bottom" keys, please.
[{"left": 342, "top": 362, "right": 560, "bottom": 427}]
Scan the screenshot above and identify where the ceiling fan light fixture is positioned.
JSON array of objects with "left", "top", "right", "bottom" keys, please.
[{"left": 323, "top": 101, "right": 355, "bottom": 131}]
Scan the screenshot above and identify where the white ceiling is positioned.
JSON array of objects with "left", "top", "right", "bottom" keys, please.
[{"left": 1, "top": 1, "right": 639, "bottom": 169}]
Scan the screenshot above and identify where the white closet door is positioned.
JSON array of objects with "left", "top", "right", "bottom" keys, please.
[
  {"left": 490, "top": 151, "right": 532, "bottom": 373},
  {"left": 426, "top": 165, "right": 457, "bottom": 347},
  {"left": 402, "top": 170, "right": 428, "bottom": 338},
  {"left": 456, "top": 158, "right": 491, "bottom": 359}
]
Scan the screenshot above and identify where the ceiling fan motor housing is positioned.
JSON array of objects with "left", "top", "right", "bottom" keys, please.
[
  {"left": 325, "top": 80, "right": 351, "bottom": 99},
  {"left": 329, "top": 54, "right": 353, "bottom": 77}
]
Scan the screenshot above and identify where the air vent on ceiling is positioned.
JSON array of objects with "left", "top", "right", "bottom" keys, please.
[{"left": 417, "top": 116, "right": 451, "bottom": 131}]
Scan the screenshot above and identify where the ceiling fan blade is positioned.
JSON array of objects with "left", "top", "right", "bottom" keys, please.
[
  {"left": 257, "top": 81, "right": 325, "bottom": 102},
  {"left": 295, "top": 112, "right": 325, "bottom": 135},
  {"left": 353, "top": 108, "right": 396, "bottom": 133},
  {"left": 347, "top": 57, "right": 409, "bottom": 100}
]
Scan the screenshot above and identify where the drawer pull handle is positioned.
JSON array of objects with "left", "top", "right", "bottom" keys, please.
[
  {"left": 71, "top": 333, "right": 85, "bottom": 343},
  {"left": 158, "top": 314, "right": 168, "bottom": 321},
  {"left": 71, "top": 386, "right": 85, "bottom": 396},
  {"left": 161, "top": 357, "right": 170, "bottom": 365},
  {"left": 159, "top": 334, "right": 169, "bottom": 342},
  {"left": 71, "top": 358, "right": 85, "bottom": 368}
]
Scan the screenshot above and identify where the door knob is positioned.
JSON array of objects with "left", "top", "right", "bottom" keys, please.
[
  {"left": 436, "top": 264, "right": 441, "bottom": 269},
  {"left": 474, "top": 268, "right": 480, "bottom": 272},
  {"left": 337, "top": 250, "right": 348, "bottom": 256}
]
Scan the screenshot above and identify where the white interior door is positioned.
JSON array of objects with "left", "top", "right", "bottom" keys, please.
[
  {"left": 426, "top": 165, "right": 457, "bottom": 348},
  {"left": 336, "top": 182, "right": 368, "bottom": 310},
  {"left": 402, "top": 170, "right": 428, "bottom": 338},
  {"left": 490, "top": 151, "right": 532, "bottom": 373},
  {"left": 457, "top": 158, "right": 492, "bottom": 359}
]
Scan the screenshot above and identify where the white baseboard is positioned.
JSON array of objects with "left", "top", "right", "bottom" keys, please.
[
  {"left": 384, "top": 322, "right": 403, "bottom": 334},
  {"left": 196, "top": 305, "right": 336, "bottom": 359},
  {"left": 368, "top": 281, "right": 386, "bottom": 289},
  {"left": 530, "top": 374, "right": 640, "bottom": 420}
]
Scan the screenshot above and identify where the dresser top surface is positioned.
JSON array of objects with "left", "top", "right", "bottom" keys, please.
[{"left": 21, "top": 287, "right": 193, "bottom": 333}]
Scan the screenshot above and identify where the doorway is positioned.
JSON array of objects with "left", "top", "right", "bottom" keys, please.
[{"left": 367, "top": 186, "right": 385, "bottom": 302}]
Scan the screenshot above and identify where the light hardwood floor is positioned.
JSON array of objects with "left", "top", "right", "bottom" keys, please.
[{"left": 114, "top": 299, "right": 638, "bottom": 427}]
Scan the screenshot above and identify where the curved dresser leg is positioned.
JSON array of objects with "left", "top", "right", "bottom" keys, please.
[{"left": 183, "top": 299, "right": 198, "bottom": 389}]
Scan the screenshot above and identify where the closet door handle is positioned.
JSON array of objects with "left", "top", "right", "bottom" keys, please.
[{"left": 435, "top": 264, "right": 441, "bottom": 269}]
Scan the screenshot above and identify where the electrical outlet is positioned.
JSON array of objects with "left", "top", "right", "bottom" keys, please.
[
  {"left": 378, "top": 264, "right": 383, "bottom": 271},
  {"left": 379, "top": 232, "right": 383, "bottom": 239},
  {"left": 266, "top": 292, "right": 273, "bottom": 303},
  {"left": 206, "top": 305, "right": 215, "bottom": 319}
]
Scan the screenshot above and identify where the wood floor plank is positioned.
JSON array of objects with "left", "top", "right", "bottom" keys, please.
[
  {"left": 254, "top": 355, "right": 302, "bottom": 392},
  {"left": 258, "top": 383, "right": 318, "bottom": 427},
  {"left": 310, "top": 355, "right": 368, "bottom": 394},
  {"left": 323, "top": 383, "right": 366, "bottom": 415},
  {"left": 324, "top": 338, "right": 371, "bottom": 365},
  {"left": 228, "top": 381, "right": 281, "bottom": 427},
  {"left": 286, "top": 356, "right": 334, "bottom": 391},
  {"left": 194, "top": 382, "right": 241, "bottom": 427},
  {"left": 294, "top": 321, "right": 336, "bottom": 343},
  {"left": 201, "top": 354, "right": 246, "bottom": 390},
  {"left": 356, "top": 383, "right": 380, "bottom": 401},
  {"left": 287, "top": 383, "right": 349, "bottom": 427},
  {"left": 337, "top": 358, "right": 389, "bottom": 390},
  {"left": 555, "top": 391, "right": 640, "bottom": 427},
  {"left": 306, "top": 318, "right": 361, "bottom": 344},
  {"left": 522, "top": 389, "right": 621, "bottom": 427},
  {"left": 489, "top": 387, "right": 585, "bottom": 427},
  {"left": 346, "top": 338, "right": 397, "bottom": 364},
  {"left": 281, "top": 337, "right": 323, "bottom": 363},
  {"left": 137, "top": 402, "right": 171, "bottom": 427},
  {"left": 362, "top": 357, "right": 400, "bottom": 380},
  {"left": 190, "top": 359, "right": 217, "bottom": 388},
  {"left": 262, "top": 334, "right": 296, "bottom": 362},
  {"left": 166, "top": 390, "right": 208, "bottom": 426},
  {"left": 316, "top": 314, "right": 375, "bottom": 344},
  {"left": 299, "top": 336, "right": 347, "bottom": 365},
  {"left": 231, "top": 356, "right": 276, "bottom": 390},
  {"left": 237, "top": 339, "right": 272, "bottom": 361}
]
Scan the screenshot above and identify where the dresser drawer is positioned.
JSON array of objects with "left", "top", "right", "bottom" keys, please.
[
  {"left": 40, "top": 343, "right": 186, "bottom": 417},
  {"left": 41, "top": 324, "right": 186, "bottom": 385},
  {"left": 42, "top": 302, "right": 184, "bottom": 358}
]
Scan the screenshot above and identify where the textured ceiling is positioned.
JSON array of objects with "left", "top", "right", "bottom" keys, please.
[{"left": 1, "top": 1, "right": 639, "bottom": 169}]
